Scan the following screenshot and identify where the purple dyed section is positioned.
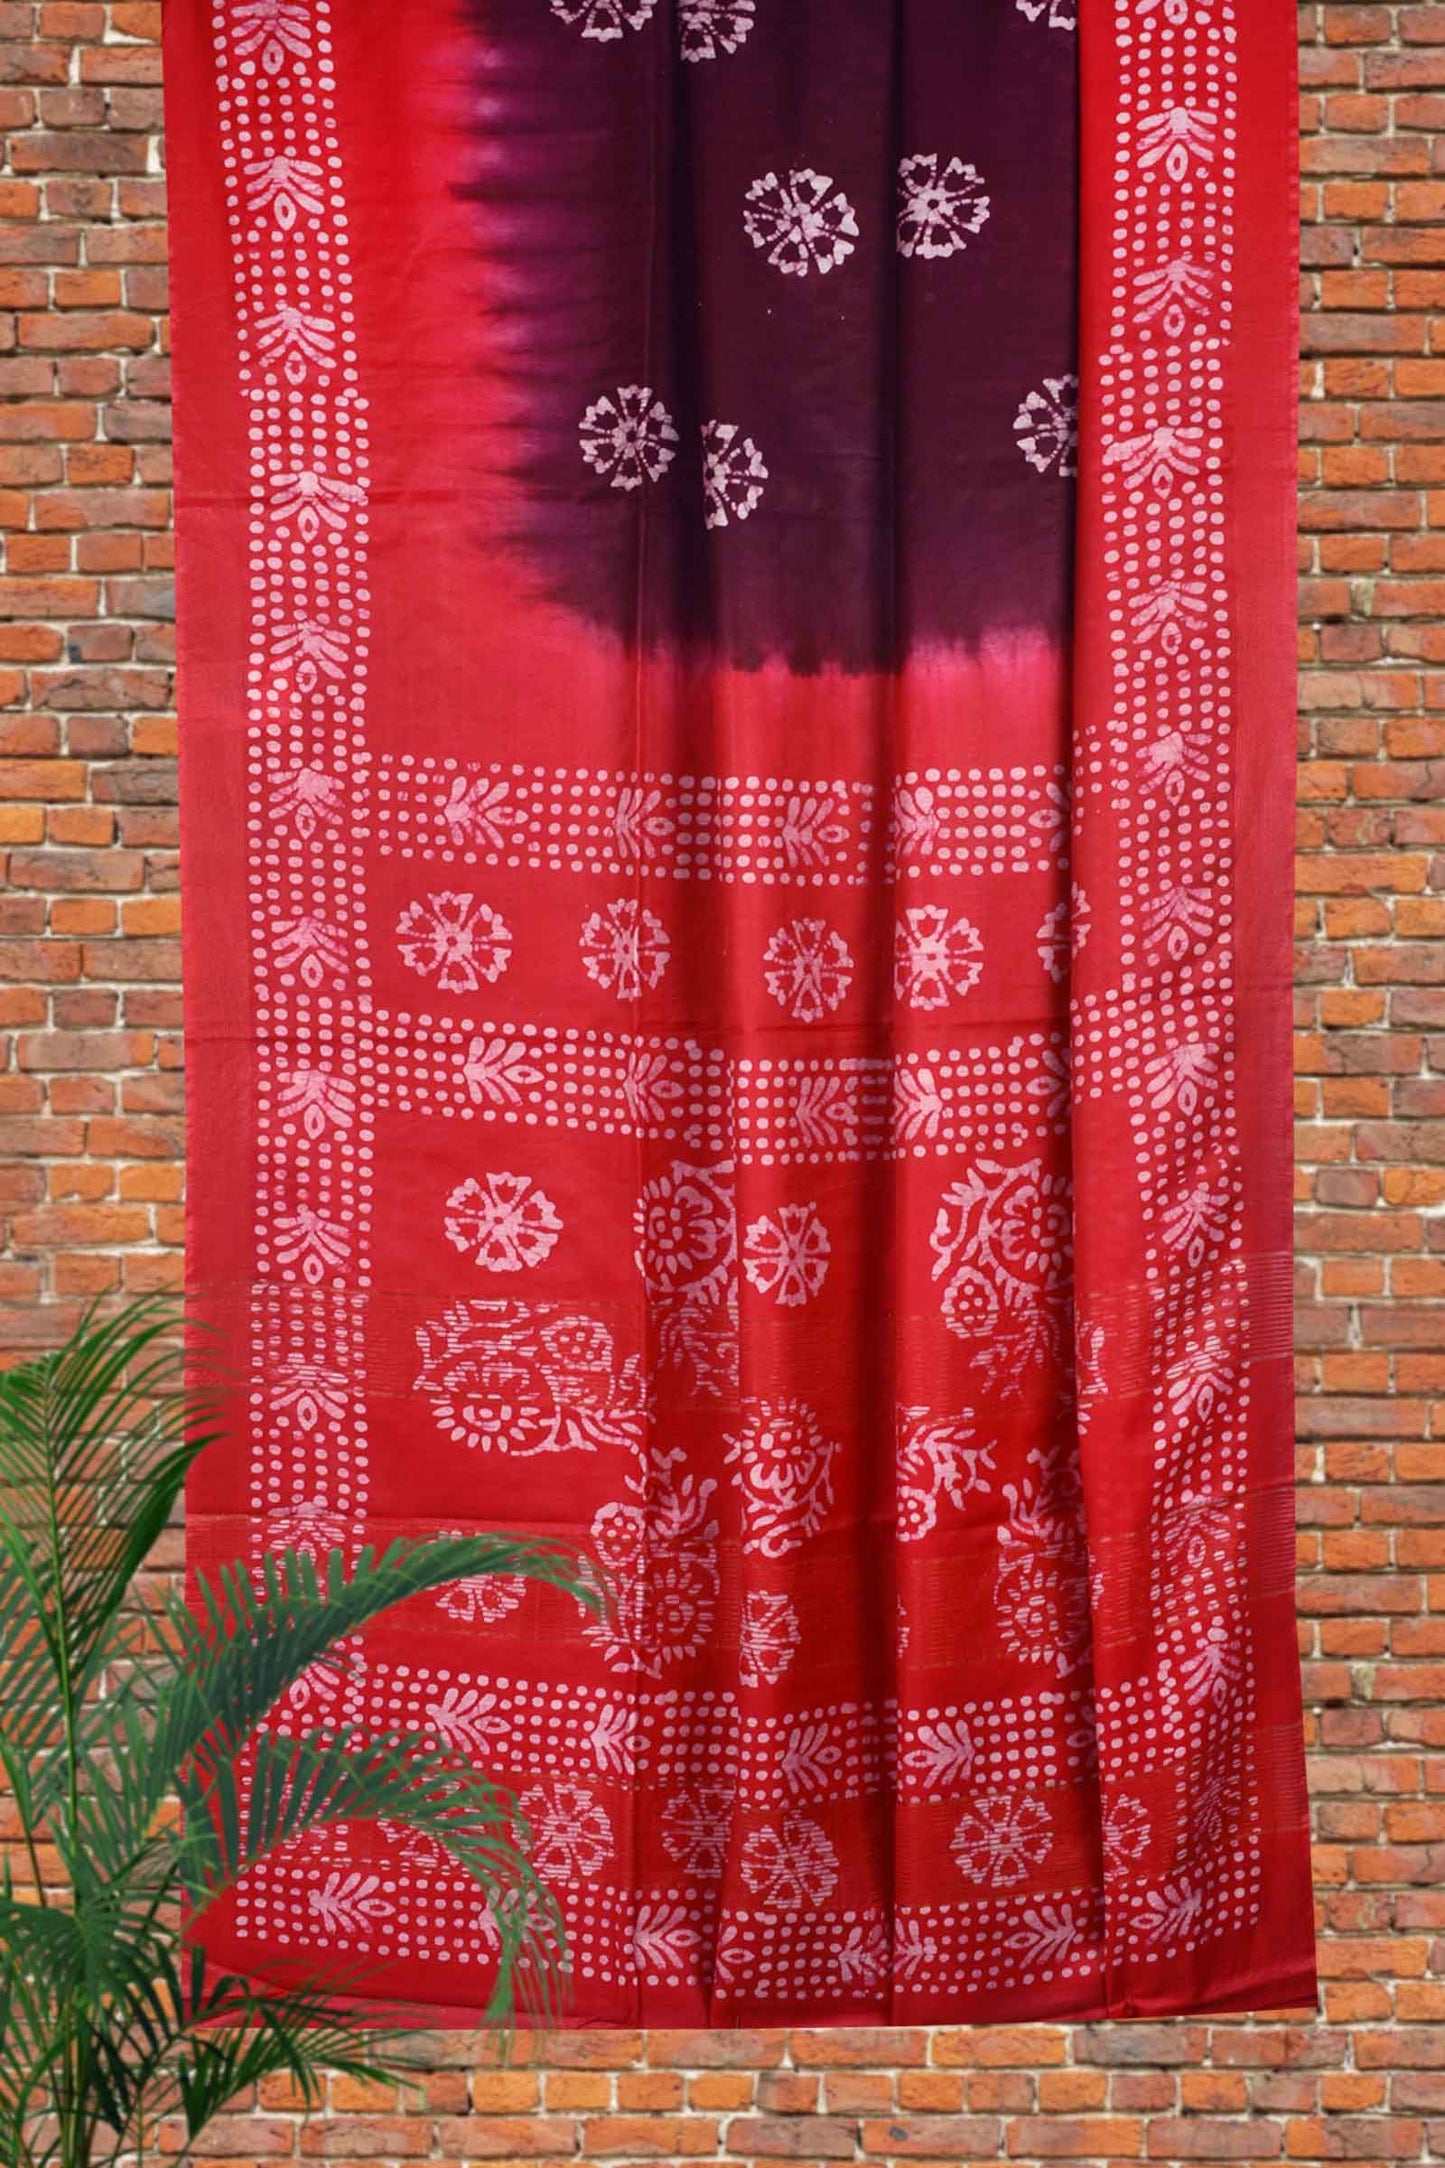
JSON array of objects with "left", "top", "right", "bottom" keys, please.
[{"left": 458, "top": 0, "right": 1077, "bottom": 674}]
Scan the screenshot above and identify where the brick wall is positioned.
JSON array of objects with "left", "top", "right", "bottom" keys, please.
[{"left": 0, "top": 0, "right": 1439, "bottom": 2159}]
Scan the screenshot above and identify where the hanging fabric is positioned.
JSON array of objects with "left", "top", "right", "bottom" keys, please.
[{"left": 168, "top": 0, "right": 1314, "bottom": 2023}]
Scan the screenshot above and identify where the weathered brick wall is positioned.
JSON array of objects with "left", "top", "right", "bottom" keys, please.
[{"left": 0, "top": 0, "right": 1440, "bottom": 2158}]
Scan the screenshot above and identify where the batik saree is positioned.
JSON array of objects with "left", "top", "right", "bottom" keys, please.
[{"left": 168, "top": 0, "right": 1315, "bottom": 2024}]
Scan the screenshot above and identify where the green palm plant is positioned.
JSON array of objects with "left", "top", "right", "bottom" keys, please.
[{"left": 0, "top": 1301, "right": 595, "bottom": 2168}]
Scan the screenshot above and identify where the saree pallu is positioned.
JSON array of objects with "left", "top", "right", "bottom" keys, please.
[{"left": 168, "top": 0, "right": 1315, "bottom": 2023}]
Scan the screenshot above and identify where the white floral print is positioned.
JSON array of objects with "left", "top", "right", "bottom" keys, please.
[
  {"left": 661, "top": 1786, "right": 734, "bottom": 1877},
  {"left": 931, "top": 1158, "right": 1073, "bottom": 1388},
  {"left": 763, "top": 917, "right": 854, "bottom": 1023},
  {"left": 894, "top": 905, "right": 983, "bottom": 1010},
  {"left": 951, "top": 1793, "right": 1053, "bottom": 1888},
  {"left": 1015, "top": 375, "right": 1079, "bottom": 477},
  {"left": 397, "top": 893, "right": 511, "bottom": 994},
  {"left": 444, "top": 1173, "right": 563, "bottom": 1273},
  {"left": 585, "top": 1446, "right": 720, "bottom": 1677},
  {"left": 415, "top": 1301, "right": 644, "bottom": 1455},
  {"left": 519, "top": 1779, "right": 614, "bottom": 1885},
  {"left": 744, "top": 168, "right": 859, "bottom": 277},
  {"left": 579, "top": 898, "right": 671, "bottom": 999},
  {"left": 580, "top": 384, "right": 678, "bottom": 490},
  {"left": 897, "top": 1404, "right": 994, "bottom": 1542},
  {"left": 739, "top": 1589, "right": 801, "bottom": 1686},
  {"left": 995, "top": 1443, "right": 1092, "bottom": 1678},
  {"left": 724, "top": 1398, "right": 838, "bottom": 1558},
  {"left": 634, "top": 1157, "right": 739, "bottom": 1397},
  {"left": 1103, "top": 1793, "right": 1151, "bottom": 1879},
  {"left": 896, "top": 154, "right": 990, "bottom": 260},
  {"left": 551, "top": 0, "right": 654, "bottom": 38},
  {"left": 1016, "top": 0, "right": 1076, "bottom": 22},
  {"left": 739, "top": 1811, "right": 839, "bottom": 1907},
  {"left": 1037, "top": 887, "right": 1091, "bottom": 983},
  {"left": 702, "top": 419, "right": 768, "bottom": 529},
  {"left": 679, "top": 0, "right": 754, "bottom": 59},
  {"left": 742, "top": 1204, "right": 830, "bottom": 1308}
]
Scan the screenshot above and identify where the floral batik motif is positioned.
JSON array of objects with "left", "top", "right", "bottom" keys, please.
[
  {"left": 414, "top": 1302, "right": 645, "bottom": 1455},
  {"left": 176, "top": 0, "right": 1311, "bottom": 2028},
  {"left": 930, "top": 1158, "right": 1073, "bottom": 1391},
  {"left": 585, "top": 1447, "right": 721, "bottom": 1677},
  {"left": 633, "top": 1159, "right": 739, "bottom": 1396},
  {"left": 724, "top": 1400, "right": 840, "bottom": 1558}
]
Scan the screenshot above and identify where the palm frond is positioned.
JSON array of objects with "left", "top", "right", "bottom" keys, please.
[
  {"left": 0, "top": 1300, "right": 219, "bottom": 1767},
  {"left": 153, "top": 1536, "right": 593, "bottom": 1801}
]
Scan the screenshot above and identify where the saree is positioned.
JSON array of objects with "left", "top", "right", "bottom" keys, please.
[{"left": 168, "top": 0, "right": 1315, "bottom": 2023}]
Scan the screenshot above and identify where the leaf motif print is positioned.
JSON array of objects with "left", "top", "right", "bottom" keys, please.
[
  {"left": 233, "top": 0, "right": 310, "bottom": 71},
  {"left": 308, "top": 1869, "right": 392, "bottom": 1937},
  {"left": 1137, "top": 105, "right": 1217, "bottom": 183},
  {"left": 461, "top": 1036, "right": 545, "bottom": 1109}
]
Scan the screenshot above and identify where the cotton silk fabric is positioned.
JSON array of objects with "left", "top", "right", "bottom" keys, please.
[{"left": 168, "top": 0, "right": 1315, "bottom": 2024}]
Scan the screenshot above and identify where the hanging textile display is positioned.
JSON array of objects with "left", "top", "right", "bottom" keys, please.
[{"left": 168, "top": 0, "right": 1315, "bottom": 2023}]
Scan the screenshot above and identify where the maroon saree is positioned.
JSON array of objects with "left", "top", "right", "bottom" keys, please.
[{"left": 168, "top": 0, "right": 1315, "bottom": 2023}]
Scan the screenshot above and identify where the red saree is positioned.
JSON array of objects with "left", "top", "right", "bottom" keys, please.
[{"left": 168, "top": 0, "right": 1315, "bottom": 2022}]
